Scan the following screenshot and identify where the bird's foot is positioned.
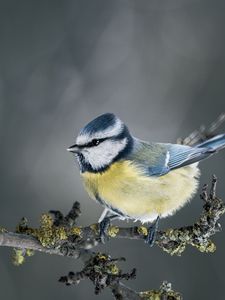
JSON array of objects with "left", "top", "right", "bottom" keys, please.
[
  {"left": 99, "top": 217, "right": 111, "bottom": 244},
  {"left": 145, "top": 216, "right": 159, "bottom": 247}
]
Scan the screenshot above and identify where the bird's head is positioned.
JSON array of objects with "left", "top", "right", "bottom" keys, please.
[{"left": 67, "top": 113, "right": 133, "bottom": 172}]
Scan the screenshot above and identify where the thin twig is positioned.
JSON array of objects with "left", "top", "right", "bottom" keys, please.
[{"left": 177, "top": 113, "right": 225, "bottom": 146}]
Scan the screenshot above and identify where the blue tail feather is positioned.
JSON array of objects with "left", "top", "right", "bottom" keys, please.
[
  {"left": 162, "top": 134, "right": 225, "bottom": 174},
  {"left": 196, "top": 134, "right": 225, "bottom": 151}
]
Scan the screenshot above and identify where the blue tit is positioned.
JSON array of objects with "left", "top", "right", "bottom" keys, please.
[{"left": 67, "top": 113, "right": 225, "bottom": 245}]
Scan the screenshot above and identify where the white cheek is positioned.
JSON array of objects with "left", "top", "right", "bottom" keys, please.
[{"left": 83, "top": 139, "right": 127, "bottom": 170}]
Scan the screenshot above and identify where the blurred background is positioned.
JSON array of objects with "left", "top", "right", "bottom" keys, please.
[{"left": 0, "top": 0, "right": 225, "bottom": 299}]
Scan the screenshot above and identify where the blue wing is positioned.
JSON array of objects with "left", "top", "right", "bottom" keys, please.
[
  {"left": 130, "top": 136, "right": 223, "bottom": 177},
  {"left": 147, "top": 144, "right": 214, "bottom": 176},
  {"left": 167, "top": 144, "right": 214, "bottom": 170},
  {"left": 167, "top": 133, "right": 225, "bottom": 171}
]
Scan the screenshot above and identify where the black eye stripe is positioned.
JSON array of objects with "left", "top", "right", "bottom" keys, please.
[{"left": 78, "top": 138, "right": 107, "bottom": 148}]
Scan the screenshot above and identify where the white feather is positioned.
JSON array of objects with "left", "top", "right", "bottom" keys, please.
[
  {"left": 82, "top": 138, "right": 127, "bottom": 170},
  {"left": 136, "top": 212, "right": 159, "bottom": 224},
  {"left": 165, "top": 151, "right": 170, "bottom": 166}
]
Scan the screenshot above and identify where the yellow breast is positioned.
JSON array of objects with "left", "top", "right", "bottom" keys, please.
[{"left": 81, "top": 160, "right": 200, "bottom": 222}]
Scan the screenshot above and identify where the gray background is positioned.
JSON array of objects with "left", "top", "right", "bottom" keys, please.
[{"left": 0, "top": 0, "right": 225, "bottom": 299}]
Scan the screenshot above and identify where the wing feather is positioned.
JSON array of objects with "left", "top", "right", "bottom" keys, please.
[{"left": 129, "top": 140, "right": 215, "bottom": 177}]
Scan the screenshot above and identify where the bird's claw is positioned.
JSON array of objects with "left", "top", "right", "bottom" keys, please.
[
  {"left": 145, "top": 216, "right": 159, "bottom": 247},
  {"left": 99, "top": 217, "right": 111, "bottom": 244}
]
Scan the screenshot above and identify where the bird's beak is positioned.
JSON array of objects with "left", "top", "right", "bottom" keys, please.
[{"left": 67, "top": 144, "right": 80, "bottom": 153}]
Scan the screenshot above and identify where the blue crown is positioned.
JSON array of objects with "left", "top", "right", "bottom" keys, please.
[{"left": 80, "top": 113, "right": 117, "bottom": 135}]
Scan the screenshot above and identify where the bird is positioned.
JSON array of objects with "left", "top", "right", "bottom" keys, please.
[{"left": 67, "top": 113, "right": 225, "bottom": 245}]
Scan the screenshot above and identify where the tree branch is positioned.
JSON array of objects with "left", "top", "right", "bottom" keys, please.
[
  {"left": 1, "top": 176, "right": 223, "bottom": 256},
  {"left": 0, "top": 176, "right": 223, "bottom": 299}
]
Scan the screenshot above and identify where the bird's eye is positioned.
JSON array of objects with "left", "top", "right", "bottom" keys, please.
[{"left": 92, "top": 139, "right": 100, "bottom": 146}]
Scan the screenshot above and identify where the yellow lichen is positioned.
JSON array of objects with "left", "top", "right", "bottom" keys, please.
[
  {"left": 179, "top": 230, "right": 191, "bottom": 242},
  {"left": 205, "top": 241, "right": 216, "bottom": 252},
  {"left": 90, "top": 224, "right": 98, "bottom": 234},
  {"left": 162, "top": 243, "right": 186, "bottom": 256},
  {"left": 140, "top": 290, "right": 181, "bottom": 300},
  {"left": 69, "top": 226, "right": 82, "bottom": 237},
  {"left": 139, "top": 290, "right": 161, "bottom": 300},
  {"left": 107, "top": 226, "right": 119, "bottom": 237},
  {"left": 0, "top": 227, "right": 7, "bottom": 233},
  {"left": 37, "top": 232, "right": 53, "bottom": 247},
  {"left": 164, "top": 228, "right": 179, "bottom": 240},
  {"left": 26, "top": 249, "right": 35, "bottom": 257},
  {"left": 193, "top": 240, "right": 216, "bottom": 253},
  {"left": 12, "top": 249, "right": 25, "bottom": 266},
  {"left": 137, "top": 226, "right": 148, "bottom": 236},
  {"left": 15, "top": 212, "right": 82, "bottom": 248},
  {"left": 55, "top": 227, "right": 68, "bottom": 240},
  {"left": 96, "top": 253, "right": 108, "bottom": 261},
  {"left": 40, "top": 213, "right": 54, "bottom": 229},
  {"left": 31, "top": 213, "right": 69, "bottom": 247},
  {"left": 107, "top": 264, "right": 119, "bottom": 275}
]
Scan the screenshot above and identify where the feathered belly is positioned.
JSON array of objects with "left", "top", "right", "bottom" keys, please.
[{"left": 81, "top": 161, "right": 200, "bottom": 223}]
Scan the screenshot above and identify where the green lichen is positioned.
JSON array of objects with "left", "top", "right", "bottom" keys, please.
[
  {"left": 11, "top": 248, "right": 35, "bottom": 266},
  {"left": 193, "top": 240, "right": 216, "bottom": 253},
  {"left": 26, "top": 249, "right": 35, "bottom": 257},
  {"left": 107, "top": 226, "right": 119, "bottom": 237},
  {"left": 139, "top": 290, "right": 161, "bottom": 300},
  {"left": 40, "top": 213, "right": 54, "bottom": 229},
  {"left": 137, "top": 226, "right": 148, "bottom": 236},
  {"left": 90, "top": 224, "right": 98, "bottom": 234},
  {"left": 0, "top": 227, "right": 7, "bottom": 233},
  {"left": 140, "top": 290, "right": 181, "bottom": 300},
  {"left": 15, "top": 213, "right": 82, "bottom": 249},
  {"left": 178, "top": 229, "right": 191, "bottom": 242},
  {"left": 96, "top": 253, "right": 108, "bottom": 261},
  {"left": 35, "top": 214, "right": 55, "bottom": 247},
  {"left": 34, "top": 213, "right": 68, "bottom": 247},
  {"left": 159, "top": 225, "right": 217, "bottom": 256},
  {"left": 106, "top": 264, "right": 119, "bottom": 275},
  {"left": 161, "top": 243, "right": 186, "bottom": 256},
  {"left": 55, "top": 227, "right": 68, "bottom": 240},
  {"left": 69, "top": 226, "right": 82, "bottom": 237},
  {"left": 12, "top": 249, "right": 25, "bottom": 266},
  {"left": 140, "top": 281, "right": 182, "bottom": 300}
]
